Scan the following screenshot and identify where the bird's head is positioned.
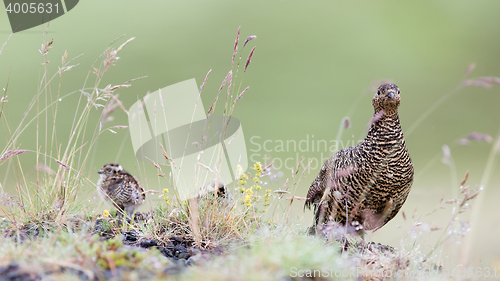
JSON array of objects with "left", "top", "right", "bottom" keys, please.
[
  {"left": 98, "top": 163, "right": 123, "bottom": 177},
  {"left": 372, "top": 83, "right": 401, "bottom": 115}
]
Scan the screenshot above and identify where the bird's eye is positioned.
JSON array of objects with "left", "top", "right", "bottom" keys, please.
[
  {"left": 377, "top": 90, "right": 380, "bottom": 95},
  {"left": 107, "top": 169, "right": 111, "bottom": 172},
  {"left": 398, "top": 90, "right": 400, "bottom": 94}
]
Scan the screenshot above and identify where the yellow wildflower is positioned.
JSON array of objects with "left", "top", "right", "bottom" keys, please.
[
  {"left": 162, "top": 188, "right": 170, "bottom": 205},
  {"left": 254, "top": 162, "right": 263, "bottom": 173},
  {"left": 236, "top": 165, "right": 243, "bottom": 178},
  {"left": 264, "top": 190, "right": 271, "bottom": 207},
  {"left": 103, "top": 210, "right": 110, "bottom": 217},
  {"left": 254, "top": 176, "right": 261, "bottom": 183}
]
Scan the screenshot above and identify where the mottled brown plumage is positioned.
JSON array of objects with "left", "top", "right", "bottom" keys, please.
[
  {"left": 97, "top": 163, "right": 145, "bottom": 218},
  {"left": 197, "top": 180, "right": 228, "bottom": 199},
  {"left": 305, "top": 83, "right": 414, "bottom": 233}
]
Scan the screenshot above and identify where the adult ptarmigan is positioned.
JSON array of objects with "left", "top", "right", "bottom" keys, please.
[{"left": 305, "top": 83, "right": 414, "bottom": 234}]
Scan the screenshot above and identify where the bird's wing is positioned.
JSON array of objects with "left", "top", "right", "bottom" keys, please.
[
  {"left": 129, "top": 174, "right": 146, "bottom": 200},
  {"left": 304, "top": 155, "right": 335, "bottom": 211},
  {"left": 304, "top": 147, "right": 370, "bottom": 211},
  {"left": 103, "top": 173, "right": 133, "bottom": 203}
]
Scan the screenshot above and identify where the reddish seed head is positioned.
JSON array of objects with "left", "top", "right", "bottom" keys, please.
[
  {"left": 243, "top": 35, "right": 257, "bottom": 47},
  {"left": 467, "top": 132, "right": 493, "bottom": 143},
  {"left": 464, "top": 63, "right": 476, "bottom": 76},
  {"left": 0, "top": 150, "right": 28, "bottom": 162},
  {"left": 199, "top": 69, "right": 212, "bottom": 94},
  {"left": 232, "top": 26, "right": 241, "bottom": 66},
  {"left": 244, "top": 46, "right": 256, "bottom": 72}
]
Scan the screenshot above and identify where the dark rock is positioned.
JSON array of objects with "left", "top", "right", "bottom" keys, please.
[
  {"left": 169, "top": 236, "right": 183, "bottom": 243},
  {"left": 122, "top": 231, "right": 138, "bottom": 244},
  {"left": 159, "top": 247, "right": 173, "bottom": 258},
  {"left": 174, "top": 244, "right": 187, "bottom": 254},
  {"left": 140, "top": 239, "right": 158, "bottom": 248}
]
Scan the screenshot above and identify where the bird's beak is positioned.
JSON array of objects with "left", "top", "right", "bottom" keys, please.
[
  {"left": 387, "top": 92, "right": 395, "bottom": 99},
  {"left": 97, "top": 171, "right": 102, "bottom": 174}
]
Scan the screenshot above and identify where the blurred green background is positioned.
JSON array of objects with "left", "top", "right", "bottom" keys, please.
[{"left": 1, "top": 0, "right": 499, "bottom": 266}]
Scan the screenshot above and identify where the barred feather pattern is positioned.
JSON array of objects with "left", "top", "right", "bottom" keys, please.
[
  {"left": 97, "top": 163, "right": 145, "bottom": 217},
  {"left": 305, "top": 83, "right": 414, "bottom": 232}
]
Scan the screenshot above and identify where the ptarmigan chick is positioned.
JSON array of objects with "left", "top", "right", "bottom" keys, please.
[
  {"left": 197, "top": 180, "right": 233, "bottom": 206},
  {"left": 305, "top": 83, "right": 414, "bottom": 234},
  {"left": 97, "top": 163, "right": 145, "bottom": 218}
]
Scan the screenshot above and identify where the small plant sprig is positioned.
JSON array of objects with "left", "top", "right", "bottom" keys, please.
[
  {"left": 102, "top": 210, "right": 110, "bottom": 218},
  {"left": 161, "top": 188, "right": 171, "bottom": 206},
  {"left": 263, "top": 189, "right": 271, "bottom": 212},
  {"left": 235, "top": 162, "right": 266, "bottom": 210}
]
